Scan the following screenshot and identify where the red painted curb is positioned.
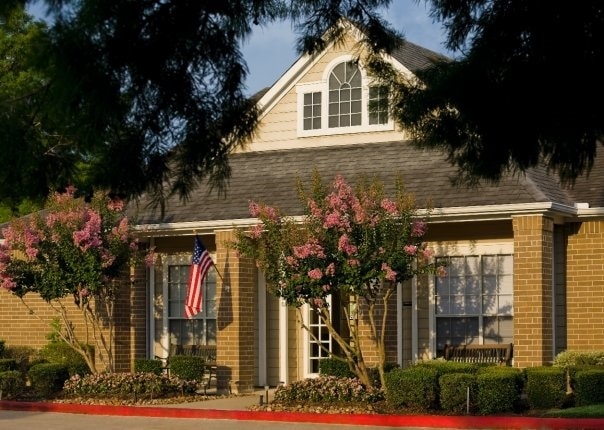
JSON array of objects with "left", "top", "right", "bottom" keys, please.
[{"left": 1, "top": 400, "right": 603, "bottom": 429}]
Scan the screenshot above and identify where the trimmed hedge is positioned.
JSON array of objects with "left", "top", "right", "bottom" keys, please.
[
  {"left": 319, "top": 357, "right": 354, "bottom": 378},
  {"left": 0, "top": 358, "right": 16, "bottom": 372},
  {"left": 554, "top": 350, "right": 604, "bottom": 367},
  {"left": 476, "top": 367, "right": 523, "bottom": 415},
  {"left": 525, "top": 366, "right": 567, "bottom": 409},
  {"left": 415, "top": 360, "right": 481, "bottom": 376},
  {"left": 0, "top": 370, "right": 25, "bottom": 399},
  {"left": 134, "top": 358, "right": 164, "bottom": 375},
  {"left": 40, "top": 342, "right": 91, "bottom": 377},
  {"left": 3, "top": 345, "right": 41, "bottom": 374},
  {"left": 169, "top": 355, "right": 205, "bottom": 381},
  {"left": 384, "top": 365, "right": 439, "bottom": 412},
  {"left": 29, "top": 363, "right": 70, "bottom": 397},
  {"left": 574, "top": 369, "right": 604, "bottom": 406},
  {"left": 439, "top": 373, "right": 477, "bottom": 414}
]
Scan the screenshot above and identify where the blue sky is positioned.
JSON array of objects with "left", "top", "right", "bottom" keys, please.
[
  {"left": 28, "top": 0, "right": 451, "bottom": 95},
  {"left": 242, "top": 0, "right": 452, "bottom": 94}
]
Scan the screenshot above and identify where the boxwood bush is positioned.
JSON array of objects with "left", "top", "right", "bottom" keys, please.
[
  {"left": 476, "top": 367, "right": 523, "bottom": 415},
  {"left": 319, "top": 357, "right": 354, "bottom": 378},
  {"left": 439, "top": 373, "right": 477, "bottom": 414},
  {"left": 40, "top": 342, "right": 91, "bottom": 377},
  {"left": 134, "top": 358, "right": 164, "bottom": 375},
  {"left": 28, "top": 363, "right": 70, "bottom": 397},
  {"left": 574, "top": 369, "right": 604, "bottom": 406},
  {"left": 525, "top": 366, "right": 567, "bottom": 409},
  {"left": 0, "top": 370, "right": 25, "bottom": 399},
  {"left": 554, "top": 350, "right": 604, "bottom": 367},
  {"left": 169, "top": 355, "right": 205, "bottom": 381},
  {"left": 0, "top": 358, "right": 16, "bottom": 372},
  {"left": 384, "top": 365, "right": 439, "bottom": 412}
]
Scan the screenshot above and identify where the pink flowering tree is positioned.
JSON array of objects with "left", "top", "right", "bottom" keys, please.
[
  {"left": 235, "top": 172, "right": 444, "bottom": 388},
  {"left": 0, "top": 188, "right": 150, "bottom": 373}
]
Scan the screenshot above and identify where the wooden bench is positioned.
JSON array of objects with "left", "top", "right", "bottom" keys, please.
[
  {"left": 157, "top": 344, "right": 217, "bottom": 391},
  {"left": 444, "top": 343, "right": 513, "bottom": 366}
]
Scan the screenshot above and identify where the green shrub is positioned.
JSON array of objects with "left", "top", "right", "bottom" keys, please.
[
  {"left": 0, "top": 340, "right": 5, "bottom": 357},
  {"left": 554, "top": 351, "right": 604, "bottom": 367},
  {"left": 273, "top": 376, "right": 382, "bottom": 404},
  {"left": 476, "top": 367, "right": 523, "bottom": 415},
  {"left": 4, "top": 345, "right": 42, "bottom": 374},
  {"left": 0, "top": 370, "right": 25, "bottom": 399},
  {"left": 574, "top": 369, "right": 604, "bottom": 406},
  {"left": 134, "top": 358, "right": 164, "bottom": 375},
  {"left": 319, "top": 357, "right": 354, "bottom": 378},
  {"left": 40, "top": 342, "right": 91, "bottom": 376},
  {"left": 568, "top": 365, "right": 600, "bottom": 391},
  {"left": 384, "top": 365, "right": 439, "bottom": 412},
  {"left": 28, "top": 363, "right": 70, "bottom": 398},
  {"left": 169, "top": 355, "right": 205, "bottom": 381},
  {"left": 416, "top": 360, "right": 480, "bottom": 376},
  {"left": 439, "top": 373, "right": 477, "bottom": 414},
  {"left": 525, "top": 366, "right": 567, "bottom": 409},
  {"left": 0, "top": 358, "right": 16, "bottom": 372}
]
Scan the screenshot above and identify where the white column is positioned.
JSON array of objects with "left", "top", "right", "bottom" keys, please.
[
  {"left": 258, "top": 271, "right": 267, "bottom": 386},
  {"left": 397, "top": 282, "right": 403, "bottom": 366},
  {"left": 279, "top": 298, "right": 289, "bottom": 385}
]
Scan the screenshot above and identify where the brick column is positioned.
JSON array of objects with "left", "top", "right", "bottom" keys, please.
[
  {"left": 512, "top": 215, "right": 554, "bottom": 367},
  {"left": 215, "top": 230, "right": 257, "bottom": 394}
]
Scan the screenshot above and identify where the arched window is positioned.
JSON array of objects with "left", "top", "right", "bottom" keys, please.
[{"left": 328, "top": 62, "right": 362, "bottom": 128}]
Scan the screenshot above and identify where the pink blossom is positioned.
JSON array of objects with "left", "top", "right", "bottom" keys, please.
[
  {"left": 411, "top": 220, "right": 426, "bottom": 237},
  {"left": 286, "top": 256, "right": 298, "bottom": 267},
  {"left": 308, "top": 268, "right": 323, "bottom": 280},
  {"left": 311, "top": 298, "right": 325, "bottom": 308},
  {"left": 73, "top": 209, "right": 102, "bottom": 251},
  {"left": 248, "top": 201, "right": 260, "bottom": 217},
  {"left": 293, "top": 239, "right": 325, "bottom": 259},
  {"left": 323, "top": 211, "right": 344, "bottom": 229},
  {"left": 325, "top": 262, "right": 336, "bottom": 276},
  {"left": 80, "top": 287, "right": 90, "bottom": 297},
  {"left": 421, "top": 248, "right": 434, "bottom": 259},
  {"left": 403, "top": 245, "right": 418, "bottom": 255},
  {"left": 144, "top": 248, "right": 158, "bottom": 267},
  {"left": 337, "top": 234, "right": 357, "bottom": 255},
  {"left": 0, "top": 274, "right": 16, "bottom": 290},
  {"left": 381, "top": 262, "right": 397, "bottom": 281},
  {"left": 261, "top": 205, "right": 279, "bottom": 222},
  {"left": 107, "top": 199, "right": 124, "bottom": 211},
  {"left": 437, "top": 265, "right": 447, "bottom": 278},
  {"left": 347, "top": 259, "right": 360, "bottom": 267},
  {"left": 307, "top": 199, "right": 323, "bottom": 218},
  {"left": 322, "top": 284, "right": 331, "bottom": 292},
  {"left": 380, "top": 198, "right": 398, "bottom": 215},
  {"left": 249, "top": 224, "right": 263, "bottom": 239}
]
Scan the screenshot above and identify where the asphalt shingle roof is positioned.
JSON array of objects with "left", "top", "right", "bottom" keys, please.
[{"left": 131, "top": 141, "right": 580, "bottom": 225}]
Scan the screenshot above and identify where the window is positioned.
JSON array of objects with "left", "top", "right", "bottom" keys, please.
[
  {"left": 435, "top": 255, "right": 513, "bottom": 355},
  {"left": 303, "top": 92, "right": 322, "bottom": 130},
  {"left": 368, "top": 86, "right": 389, "bottom": 125},
  {"left": 308, "top": 307, "right": 331, "bottom": 373},
  {"left": 167, "top": 264, "right": 217, "bottom": 346},
  {"left": 328, "top": 62, "right": 362, "bottom": 128},
  {"left": 296, "top": 58, "right": 392, "bottom": 136}
]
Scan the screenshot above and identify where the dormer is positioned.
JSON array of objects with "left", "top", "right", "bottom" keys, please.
[{"left": 296, "top": 55, "right": 393, "bottom": 137}]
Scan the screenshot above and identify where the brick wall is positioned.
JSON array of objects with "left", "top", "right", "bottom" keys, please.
[
  {"left": 566, "top": 220, "right": 604, "bottom": 351},
  {"left": 215, "top": 230, "right": 257, "bottom": 393},
  {"left": 512, "top": 215, "right": 554, "bottom": 367}
]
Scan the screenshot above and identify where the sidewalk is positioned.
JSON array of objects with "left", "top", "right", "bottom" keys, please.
[{"left": 2, "top": 389, "right": 604, "bottom": 429}]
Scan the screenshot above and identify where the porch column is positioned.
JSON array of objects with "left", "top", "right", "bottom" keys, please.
[
  {"left": 215, "top": 230, "right": 257, "bottom": 393},
  {"left": 512, "top": 215, "right": 554, "bottom": 367}
]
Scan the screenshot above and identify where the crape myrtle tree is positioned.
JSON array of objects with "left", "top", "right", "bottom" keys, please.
[
  {"left": 234, "top": 172, "right": 444, "bottom": 388},
  {"left": 0, "top": 188, "right": 153, "bottom": 373}
]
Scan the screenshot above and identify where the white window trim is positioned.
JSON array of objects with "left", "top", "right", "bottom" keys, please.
[
  {"left": 296, "top": 55, "right": 394, "bottom": 137},
  {"left": 159, "top": 252, "right": 217, "bottom": 358},
  {"left": 301, "top": 296, "right": 333, "bottom": 378},
  {"left": 428, "top": 241, "right": 514, "bottom": 358}
]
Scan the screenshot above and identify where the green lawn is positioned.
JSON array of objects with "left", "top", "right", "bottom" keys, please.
[{"left": 542, "top": 404, "right": 604, "bottom": 418}]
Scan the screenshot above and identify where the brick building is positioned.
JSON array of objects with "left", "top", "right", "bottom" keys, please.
[{"left": 2, "top": 21, "right": 604, "bottom": 392}]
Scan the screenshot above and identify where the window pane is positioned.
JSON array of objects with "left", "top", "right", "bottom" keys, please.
[
  {"left": 465, "top": 295, "right": 480, "bottom": 314},
  {"left": 351, "top": 113, "right": 361, "bottom": 125},
  {"left": 499, "top": 294, "right": 513, "bottom": 315},
  {"left": 499, "top": 274, "right": 513, "bottom": 294},
  {"left": 466, "top": 256, "right": 480, "bottom": 275},
  {"left": 303, "top": 118, "right": 312, "bottom": 130},
  {"left": 341, "top": 115, "right": 350, "bottom": 127},
  {"left": 313, "top": 118, "right": 321, "bottom": 129},
  {"left": 450, "top": 277, "right": 465, "bottom": 295},
  {"left": 451, "top": 296, "right": 465, "bottom": 314},
  {"left": 304, "top": 93, "right": 312, "bottom": 104},
  {"left": 329, "top": 116, "right": 338, "bottom": 127},
  {"left": 340, "top": 89, "right": 350, "bottom": 102},
  {"left": 500, "top": 255, "right": 513, "bottom": 274},
  {"left": 466, "top": 276, "right": 480, "bottom": 295},
  {"left": 483, "top": 294, "right": 497, "bottom": 314},
  {"left": 483, "top": 275, "right": 497, "bottom": 295},
  {"left": 449, "top": 257, "right": 465, "bottom": 276},
  {"left": 303, "top": 105, "right": 312, "bottom": 117},
  {"left": 313, "top": 92, "right": 321, "bottom": 103},
  {"left": 482, "top": 256, "right": 498, "bottom": 275},
  {"left": 436, "top": 296, "right": 449, "bottom": 314},
  {"left": 351, "top": 101, "right": 362, "bottom": 114},
  {"left": 436, "top": 277, "right": 449, "bottom": 296},
  {"left": 351, "top": 88, "right": 362, "bottom": 101},
  {"left": 341, "top": 102, "right": 350, "bottom": 114}
]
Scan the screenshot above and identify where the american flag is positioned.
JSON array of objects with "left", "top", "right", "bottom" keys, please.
[{"left": 184, "top": 236, "right": 214, "bottom": 319}]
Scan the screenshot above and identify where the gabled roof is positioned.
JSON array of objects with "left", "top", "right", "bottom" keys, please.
[{"left": 130, "top": 141, "right": 583, "bottom": 226}]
